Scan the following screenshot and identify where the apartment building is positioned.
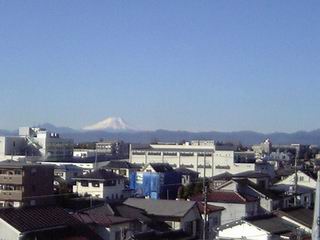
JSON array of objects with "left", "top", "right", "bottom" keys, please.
[
  {"left": 130, "top": 141, "right": 274, "bottom": 177},
  {"left": 0, "top": 161, "right": 54, "bottom": 207}
]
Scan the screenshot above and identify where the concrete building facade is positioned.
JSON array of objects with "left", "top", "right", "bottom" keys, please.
[
  {"left": 130, "top": 141, "right": 274, "bottom": 178},
  {"left": 0, "top": 162, "right": 54, "bottom": 208}
]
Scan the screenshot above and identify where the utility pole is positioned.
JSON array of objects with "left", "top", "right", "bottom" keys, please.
[
  {"left": 94, "top": 150, "right": 98, "bottom": 170},
  {"left": 294, "top": 147, "right": 299, "bottom": 206},
  {"left": 203, "top": 152, "right": 208, "bottom": 240}
]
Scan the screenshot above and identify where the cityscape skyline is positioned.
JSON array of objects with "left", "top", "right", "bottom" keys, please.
[{"left": 0, "top": 1, "right": 319, "bottom": 132}]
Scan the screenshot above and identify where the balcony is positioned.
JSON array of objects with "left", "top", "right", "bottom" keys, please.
[
  {"left": 0, "top": 175, "right": 23, "bottom": 185},
  {"left": 0, "top": 190, "right": 23, "bottom": 200}
]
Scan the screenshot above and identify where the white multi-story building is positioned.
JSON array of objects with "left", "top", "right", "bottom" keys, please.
[
  {"left": 0, "top": 127, "right": 73, "bottom": 161},
  {"left": 130, "top": 141, "right": 274, "bottom": 177}
]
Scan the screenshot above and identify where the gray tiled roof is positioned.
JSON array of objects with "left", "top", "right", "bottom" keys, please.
[
  {"left": 276, "top": 207, "right": 313, "bottom": 228},
  {"left": 124, "top": 198, "right": 196, "bottom": 218},
  {"left": 246, "top": 215, "right": 297, "bottom": 234}
]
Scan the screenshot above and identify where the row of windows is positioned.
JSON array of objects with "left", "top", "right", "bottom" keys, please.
[
  {"left": 0, "top": 169, "right": 22, "bottom": 175},
  {"left": 80, "top": 179, "right": 122, "bottom": 187},
  {"left": 0, "top": 185, "right": 23, "bottom": 191}
]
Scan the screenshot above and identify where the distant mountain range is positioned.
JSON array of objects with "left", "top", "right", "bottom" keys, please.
[{"left": 1, "top": 120, "right": 320, "bottom": 146}]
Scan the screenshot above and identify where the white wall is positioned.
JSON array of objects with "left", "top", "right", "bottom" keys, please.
[
  {"left": 275, "top": 171, "right": 316, "bottom": 189},
  {"left": 73, "top": 180, "right": 125, "bottom": 200},
  {"left": 208, "top": 202, "right": 247, "bottom": 225},
  {"left": 73, "top": 181, "right": 104, "bottom": 198},
  {"left": 217, "top": 221, "right": 270, "bottom": 240},
  {"left": 103, "top": 180, "right": 125, "bottom": 199},
  {"left": 0, "top": 218, "right": 20, "bottom": 240}
]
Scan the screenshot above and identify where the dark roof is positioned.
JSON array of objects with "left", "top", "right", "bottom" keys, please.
[
  {"left": 276, "top": 168, "right": 295, "bottom": 177},
  {"left": 74, "top": 205, "right": 134, "bottom": 227},
  {"left": 124, "top": 198, "right": 197, "bottom": 218},
  {"left": 191, "top": 191, "right": 257, "bottom": 204},
  {"left": 111, "top": 204, "right": 152, "bottom": 223},
  {"left": 55, "top": 164, "right": 83, "bottom": 171},
  {"left": 246, "top": 214, "right": 297, "bottom": 234},
  {"left": 231, "top": 179, "right": 281, "bottom": 200},
  {"left": 0, "top": 160, "right": 53, "bottom": 169},
  {"left": 210, "top": 172, "right": 233, "bottom": 181},
  {"left": 196, "top": 202, "right": 225, "bottom": 214},
  {"left": 148, "top": 163, "right": 174, "bottom": 173},
  {"left": 103, "top": 160, "right": 139, "bottom": 170},
  {"left": 131, "top": 230, "right": 191, "bottom": 240},
  {"left": 233, "top": 171, "right": 270, "bottom": 179},
  {"left": 74, "top": 169, "right": 125, "bottom": 181},
  {"left": 0, "top": 206, "right": 81, "bottom": 233},
  {"left": 175, "top": 167, "right": 199, "bottom": 176},
  {"left": 217, "top": 215, "right": 297, "bottom": 235},
  {"left": 275, "top": 207, "right": 313, "bottom": 228}
]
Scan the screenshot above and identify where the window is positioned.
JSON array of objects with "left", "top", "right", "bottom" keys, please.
[
  {"left": 80, "top": 181, "right": 88, "bottom": 187},
  {"left": 299, "top": 176, "right": 304, "bottom": 181},
  {"left": 92, "top": 181, "right": 100, "bottom": 187},
  {"left": 14, "top": 170, "right": 22, "bottom": 175}
]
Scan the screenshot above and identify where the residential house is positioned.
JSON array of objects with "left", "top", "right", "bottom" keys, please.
[
  {"left": 111, "top": 204, "right": 153, "bottom": 233},
  {"left": 216, "top": 214, "right": 300, "bottom": 240},
  {"left": 73, "top": 169, "right": 127, "bottom": 200},
  {"left": 74, "top": 205, "right": 136, "bottom": 240},
  {"left": 54, "top": 164, "right": 83, "bottom": 182},
  {"left": 124, "top": 198, "right": 202, "bottom": 238},
  {"left": 216, "top": 179, "right": 284, "bottom": 213},
  {"left": 210, "top": 171, "right": 271, "bottom": 190},
  {"left": 130, "top": 163, "right": 181, "bottom": 199},
  {"left": 103, "top": 160, "right": 140, "bottom": 179},
  {"left": 274, "top": 170, "right": 316, "bottom": 189},
  {"left": 191, "top": 190, "right": 259, "bottom": 225},
  {"left": 175, "top": 167, "right": 199, "bottom": 186},
  {"left": 197, "top": 202, "right": 224, "bottom": 239},
  {"left": 271, "top": 170, "right": 316, "bottom": 208}
]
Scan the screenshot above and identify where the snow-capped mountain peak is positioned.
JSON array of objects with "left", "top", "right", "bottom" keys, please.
[{"left": 83, "top": 117, "right": 132, "bottom": 131}]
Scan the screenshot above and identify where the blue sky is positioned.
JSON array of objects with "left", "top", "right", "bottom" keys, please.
[{"left": 0, "top": 1, "right": 319, "bottom": 132}]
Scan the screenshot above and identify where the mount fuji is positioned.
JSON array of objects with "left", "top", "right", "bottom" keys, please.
[{"left": 82, "top": 117, "right": 134, "bottom": 132}]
